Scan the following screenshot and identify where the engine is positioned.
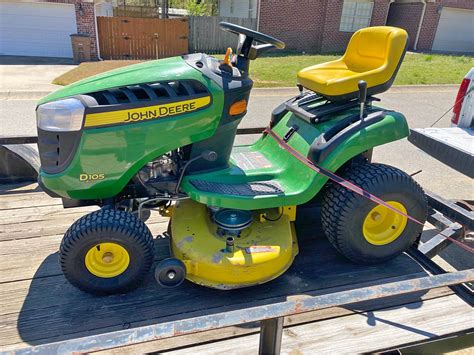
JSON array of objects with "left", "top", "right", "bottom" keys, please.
[
  {"left": 139, "top": 154, "right": 177, "bottom": 181},
  {"left": 134, "top": 151, "right": 181, "bottom": 195}
]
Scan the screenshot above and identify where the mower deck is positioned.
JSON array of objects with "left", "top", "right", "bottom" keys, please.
[{"left": 1, "top": 182, "right": 472, "bottom": 353}]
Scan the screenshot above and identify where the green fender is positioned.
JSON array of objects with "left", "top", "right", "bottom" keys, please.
[
  {"left": 274, "top": 108, "right": 410, "bottom": 207},
  {"left": 303, "top": 110, "right": 409, "bottom": 196}
]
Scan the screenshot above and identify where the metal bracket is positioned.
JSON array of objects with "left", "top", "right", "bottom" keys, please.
[{"left": 259, "top": 317, "right": 284, "bottom": 355}]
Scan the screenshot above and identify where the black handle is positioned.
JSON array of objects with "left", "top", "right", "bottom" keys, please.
[{"left": 358, "top": 80, "right": 367, "bottom": 104}]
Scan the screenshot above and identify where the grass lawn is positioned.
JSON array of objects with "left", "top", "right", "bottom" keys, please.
[{"left": 53, "top": 52, "right": 474, "bottom": 88}]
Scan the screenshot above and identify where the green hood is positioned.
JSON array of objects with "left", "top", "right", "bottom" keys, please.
[{"left": 38, "top": 56, "right": 201, "bottom": 105}]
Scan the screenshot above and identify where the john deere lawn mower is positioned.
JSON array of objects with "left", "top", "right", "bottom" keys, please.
[{"left": 36, "top": 23, "right": 427, "bottom": 295}]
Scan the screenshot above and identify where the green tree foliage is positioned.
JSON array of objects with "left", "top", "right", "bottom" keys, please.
[{"left": 183, "top": 0, "right": 217, "bottom": 16}]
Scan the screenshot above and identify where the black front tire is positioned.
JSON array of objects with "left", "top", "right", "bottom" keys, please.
[
  {"left": 321, "top": 163, "right": 427, "bottom": 264},
  {"left": 60, "top": 208, "right": 154, "bottom": 295}
]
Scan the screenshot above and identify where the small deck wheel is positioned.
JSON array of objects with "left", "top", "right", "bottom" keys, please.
[
  {"left": 155, "top": 258, "right": 186, "bottom": 288},
  {"left": 321, "top": 163, "right": 427, "bottom": 264},
  {"left": 60, "top": 208, "right": 154, "bottom": 295}
]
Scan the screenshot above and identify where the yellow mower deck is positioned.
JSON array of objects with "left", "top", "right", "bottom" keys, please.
[{"left": 170, "top": 200, "right": 298, "bottom": 289}]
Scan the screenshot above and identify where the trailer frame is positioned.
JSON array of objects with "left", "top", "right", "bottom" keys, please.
[{"left": 1, "top": 132, "right": 473, "bottom": 355}]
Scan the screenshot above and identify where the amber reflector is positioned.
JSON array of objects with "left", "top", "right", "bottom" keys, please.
[{"left": 229, "top": 99, "right": 247, "bottom": 116}]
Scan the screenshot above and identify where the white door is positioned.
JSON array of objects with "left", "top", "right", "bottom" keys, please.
[
  {"left": 0, "top": 1, "right": 77, "bottom": 58},
  {"left": 432, "top": 7, "right": 474, "bottom": 53}
]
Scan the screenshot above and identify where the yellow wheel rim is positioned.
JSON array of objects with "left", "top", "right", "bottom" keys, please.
[
  {"left": 362, "top": 201, "right": 408, "bottom": 246},
  {"left": 85, "top": 242, "right": 130, "bottom": 278}
]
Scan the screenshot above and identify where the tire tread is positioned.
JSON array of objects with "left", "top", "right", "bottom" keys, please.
[
  {"left": 321, "top": 163, "right": 426, "bottom": 263},
  {"left": 60, "top": 208, "right": 154, "bottom": 294}
]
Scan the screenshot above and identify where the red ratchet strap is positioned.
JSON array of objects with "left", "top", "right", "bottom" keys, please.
[{"left": 263, "top": 127, "right": 474, "bottom": 254}]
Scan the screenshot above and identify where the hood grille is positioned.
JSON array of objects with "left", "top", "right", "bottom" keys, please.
[{"left": 87, "top": 80, "right": 209, "bottom": 106}]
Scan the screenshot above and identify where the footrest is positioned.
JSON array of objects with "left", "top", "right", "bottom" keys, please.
[{"left": 189, "top": 180, "right": 284, "bottom": 196}]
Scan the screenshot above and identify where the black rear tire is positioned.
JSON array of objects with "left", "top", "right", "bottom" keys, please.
[
  {"left": 321, "top": 163, "right": 427, "bottom": 264},
  {"left": 60, "top": 208, "right": 154, "bottom": 295}
]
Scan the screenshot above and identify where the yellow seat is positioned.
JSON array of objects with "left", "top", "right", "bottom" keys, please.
[{"left": 297, "top": 26, "right": 408, "bottom": 101}]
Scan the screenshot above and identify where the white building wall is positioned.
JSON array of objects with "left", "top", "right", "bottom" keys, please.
[{"left": 220, "top": 0, "right": 257, "bottom": 18}]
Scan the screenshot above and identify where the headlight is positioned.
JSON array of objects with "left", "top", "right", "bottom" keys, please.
[{"left": 36, "top": 98, "right": 85, "bottom": 132}]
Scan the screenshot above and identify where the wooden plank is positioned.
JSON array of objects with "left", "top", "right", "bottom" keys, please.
[
  {"left": 0, "top": 191, "right": 61, "bottom": 210},
  {"left": 0, "top": 195, "right": 166, "bottom": 226},
  {"left": 1, "top": 189, "right": 470, "bottom": 352},
  {"left": 118, "top": 17, "right": 128, "bottom": 60},
  {"left": 91, "top": 287, "right": 455, "bottom": 354},
  {"left": 286, "top": 294, "right": 474, "bottom": 353},
  {"left": 0, "top": 243, "right": 169, "bottom": 314},
  {"left": 0, "top": 233, "right": 438, "bottom": 349},
  {"left": 0, "top": 274, "right": 453, "bottom": 352},
  {"left": 0, "top": 207, "right": 168, "bottom": 241},
  {"left": 0, "top": 234, "right": 63, "bottom": 282},
  {"left": 97, "top": 17, "right": 105, "bottom": 58},
  {"left": 163, "top": 294, "right": 474, "bottom": 355},
  {"left": 0, "top": 183, "right": 39, "bottom": 194},
  {"left": 1, "top": 244, "right": 436, "bottom": 315},
  {"left": 0, "top": 219, "right": 425, "bottom": 283},
  {"left": 0, "top": 219, "right": 169, "bottom": 282},
  {"left": 0, "top": 204, "right": 98, "bottom": 225},
  {"left": 0, "top": 216, "right": 168, "bottom": 242},
  {"left": 177, "top": 18, "right": 189, "bottom": 56},
  {"left": 0, "top": 214, "right": 95, "bottom": 241}
]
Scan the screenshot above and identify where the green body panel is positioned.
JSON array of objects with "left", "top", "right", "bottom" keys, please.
[
  {"left": 182, "top": 107, "right": 409, "bottom": 209},
  {"left": 39, "top": 57, "right": 226, "bottom": 199},
  {"left": 38, "top": 56, "right": 409, "bottom": 206},
  {"left": 39, "top": 57, "right": 204, "bottom": 105}
]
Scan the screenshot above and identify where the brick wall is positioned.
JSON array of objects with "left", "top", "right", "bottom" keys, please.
[
  {"left": 40, "top": 0, "right": 98, "bottom": 60},
  {"left": 386, "top": 2, "right": 424, "bottom": 50},
  {"left": 260, "top": 0, "right": 393, "bottom": 54},
  {"left": 370, "top": 0, "right": 391, "bottom": 26},
  {"left": 417, "top": 0, "right": 474, "bottom": 51},
  {"left": 320, "top": 0, "right": 391, "bottom": 53},
  {"left": 319, "top": 0, "right": 351, "bottom": 53},
  {"left": 416, "top": 3, "right": 440, "bottom": 51},
  {"left": 74, "top": 1, "right": 98, "bottom": 60},
  {"left": 258, "top": 0, "right": 326, "bottom": 52}
]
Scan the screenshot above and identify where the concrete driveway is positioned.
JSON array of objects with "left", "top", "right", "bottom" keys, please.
[{"left": 0, "top": 55, "right": 76, "bottom": 96}]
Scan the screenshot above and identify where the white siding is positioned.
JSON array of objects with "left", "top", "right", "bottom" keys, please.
[
  {"left": 432, "top": 7, "right": 474, "bottom": 53},
  {"left": 220, "top": 0, "right": 257, "bottom": 19},
  {"left": 0, "top": 1, "right": 77, "bottom": 58}
]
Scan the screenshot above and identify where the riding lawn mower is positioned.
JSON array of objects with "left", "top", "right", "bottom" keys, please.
[{"left": 36, "top": 23, "right": 427, "bottom": 294}]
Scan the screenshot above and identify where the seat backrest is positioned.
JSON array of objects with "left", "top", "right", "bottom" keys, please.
[{"left": 343, "top": 26, "right": 408, "bottom": 74}]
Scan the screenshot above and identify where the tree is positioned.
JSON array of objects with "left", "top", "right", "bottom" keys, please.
[{"left": 185, "top": 0, "right": 217, "bottom": 16}]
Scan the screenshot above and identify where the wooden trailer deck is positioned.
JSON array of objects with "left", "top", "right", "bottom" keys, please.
[{"left": 0, "top": 183, "right": 473, "bottom": 354}]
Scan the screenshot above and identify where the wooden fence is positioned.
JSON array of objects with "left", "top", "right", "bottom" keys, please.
[
  {"left": 97, "top": 17, "right": 188, "bottom": 60},
  {"left": 188, "top": 16, "right": 258, "bottom": 54},
  {"left": 96, "top": 15, "right": 257, "bottom": 60}
]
